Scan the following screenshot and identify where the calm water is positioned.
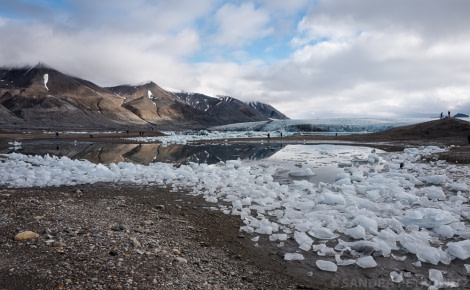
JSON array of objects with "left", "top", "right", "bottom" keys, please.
[{"left": 2, "top": 140, "right": 383, "bottom": 185}]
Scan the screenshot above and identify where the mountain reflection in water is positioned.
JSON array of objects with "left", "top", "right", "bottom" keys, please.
[{"left": 5, "top": 142, "right": 283, "bottom": 165}]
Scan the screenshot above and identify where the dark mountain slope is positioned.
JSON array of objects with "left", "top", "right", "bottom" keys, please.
[
  {"left": 175, "top": 92, "right": 288, "bottom": 124},
  {"left": 0, "top": 65, "right": 146, "bottom": 129}
]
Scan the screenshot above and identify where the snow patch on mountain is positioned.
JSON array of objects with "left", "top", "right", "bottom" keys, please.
[{"left": 43, "top": 74, "right": 49, "bottom": 90}]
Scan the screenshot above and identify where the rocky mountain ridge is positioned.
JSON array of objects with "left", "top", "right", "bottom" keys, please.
[
  {"left": 0, "top": 64, "right": 288, "bottom": 130},
  {"left": 174, "top": 92, "right": 287, "bottom": 124}
]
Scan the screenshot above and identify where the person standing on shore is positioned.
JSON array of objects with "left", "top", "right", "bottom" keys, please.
[{"left": 448, "top": 111, "right": 451, "bottom": 118}]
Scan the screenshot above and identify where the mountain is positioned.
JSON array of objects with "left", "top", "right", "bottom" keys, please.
[
  {"left": 0, "top": 64, "right": 148, "bottom": 129},
  {"left": 0, "top": 64, "right": 288, "bottom": 130},
  {"left": 106, "top": 82, "right": 213, "bottom": 126},
  {"left": 247, "top": 101, "right": 289, "bottom": 120},
  {"left": 174, "top": 92, "right": 288, "bottom": 124}
]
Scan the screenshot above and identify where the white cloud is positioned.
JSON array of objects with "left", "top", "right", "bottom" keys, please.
[{"left": 211, "top": 2, "right": 272, "bottom": 47}]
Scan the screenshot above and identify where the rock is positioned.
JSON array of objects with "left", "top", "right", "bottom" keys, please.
[
  {"left": 172, "top": 248, "right": 181, "bottom": 255},
  {"left": 174, "top": 257, "right": 187, "bottom": 264},
  {"left": 53, "top": 241, "right": 66, "bottom": 247},
  {"left": 111, "top": 225, "right": 127, "bottom": 231},
  {"left": 130, "top": 237, "right": 141, "bottom": 248},
  {"left": 14, "top": 231, "right": 39, "bottom": 241},
  {"left": 44, "top": 239, "right": 55, "bottom": 246}
]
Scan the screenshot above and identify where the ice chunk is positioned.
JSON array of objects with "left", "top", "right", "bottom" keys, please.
[
  {"left": 288, "top": 168, "right": 315, "bottom": 177},
  {"left": 448, "top": 182, "right": 469, "bottom": 192},
  {"left": 294, "top": 231, "right": 313, "bottom": 251},
  {"left": 398, "top": 232, "right": 447, "bottom": 265},
  {"left": 356, "top": 256, "right": 377, "bottom": 268},
  {"left": 366, "top": 189, "right": 381, "bottom": 201},
  {"left": 312, "top": 244, "right": 336, "bottom": 256},
  {"left": 269, "top": 233, "right": 288, "bottom": 241},
  {"left": 434, "top": 225, "right": 454, "bottom": 238},
  {"left": 429, "top": 269, "right": 443, "bottom": 284},
  {"left": 334, "top": 177, "right": 351, "bottom": 185},
  {"left": 412, "top": 260, "right": 421, "bottom": 267},
  {"left": 391, "top": 253, "right": 406, "bottom": 261},
  {"left": 399, "top": 208, "right": 458, "bottom": 228},
  {"left": 335, "top": 172, "right": 350, "bottom": 181},
  {"left": 353, "top": 215, "right": 378, "bottom": 234},
  {"left": 284, "top": 253, "right": 304, "bottom": 261},
  {"left": 335, "top": 254, "right": 356, "bottom": 266},
  {"left": 423, "top": 175, "right": 446, "bottom": 185},
  {"left": 225, "top": 159, "right": 242, "bottom": 169},
  {"left": 390, "top": 271, "right": 403, "bottom": 283},
  {"left": 420, "top": 186, "right": 446, "bottom": 201},
  {"left": 446, "top": 240, "right": 470, "bottom": 260},
  {"left": 321, "top": 190, "right": 346, "bottom": 205},
  {"left": 308, "top": 226, "right": 338, "bottom": 240},
  {"left": 345, "top": 225, "right": 366, "bottom": 239},
  {"left": 465, "top": 264, "right": 470, "bottom": 274},
  {"left": 316, "top": 260, "right": 337, "bottom": 272}
]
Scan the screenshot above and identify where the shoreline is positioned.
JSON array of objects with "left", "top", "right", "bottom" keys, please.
[{"left": 2, "top": 182, "right": 469, "bottom": 289}]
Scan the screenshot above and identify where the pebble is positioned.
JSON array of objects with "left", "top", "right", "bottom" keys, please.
[
  {"left": 174, "top": 257, "right": 188, "bottom": 264},
  {"left": 14, "top": 231, "right": 39, "bottom": 241},
  {"left": 130, "top": 237, "right": 141, "bottom": 248},
  {"left": 172, "top": 248, "right": 181, "bottom": 255}
]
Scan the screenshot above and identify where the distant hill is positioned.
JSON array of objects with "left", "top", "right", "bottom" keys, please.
[
  {"left": 0, "top": 64, "right": 289, "bottom": 130},
  {"left": 343, "top": 117, "right": 470, "bottom": 144},
  {"left": 174, "top": 92, "right": 288, "bottom": 124}
]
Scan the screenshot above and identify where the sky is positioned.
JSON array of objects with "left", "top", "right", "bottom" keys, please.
[{"left": 1, "top": 0, "right": 470, "bottom": 119}]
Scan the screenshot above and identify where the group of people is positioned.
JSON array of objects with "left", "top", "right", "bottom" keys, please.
[
  {"left": 267, "top": 131, "right": 283, "bottom": 140},
  {"left": 440, "top": 111, "right": 451, "bottom": 119}
]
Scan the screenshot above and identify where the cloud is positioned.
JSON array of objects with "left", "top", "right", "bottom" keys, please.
[
  {"left": 211, "top": 2, "right": 272, "bottom": 47},
  {"left": 1, "top": 0, "right": 470, "bottom": 119}
]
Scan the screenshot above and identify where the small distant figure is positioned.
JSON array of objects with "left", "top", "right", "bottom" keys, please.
[
  {"left": 126, "top": 130, "right": 129, "bottom": 134},
  {"left": 400, "top": 162, "right": 404, "bottom": 169},
  {"left": 267, "top": 133, "right": 270, "bottom": 140},
  {"left": 89, "top": 134, "right": 93, "bottom": 138},
  {"left": 448, "top": 111, "right": 451, "bottom": 118},
  {"left": 280, "top": 132, "right": 283, "bottom": 138},
  {"left": 440, "top": 112, "right": 443, "bottom": 119},
  {"left": 55, "top": 131, "right": 59, "bottom": 139}
]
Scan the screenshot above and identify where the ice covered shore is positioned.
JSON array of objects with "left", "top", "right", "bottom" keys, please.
[{"left": 1, "top": 144, "right": 470, "bottom": 286}]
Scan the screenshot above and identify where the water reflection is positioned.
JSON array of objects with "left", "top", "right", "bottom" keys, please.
[{"left": 2, "top": 141, "right": 283, "bottom": 165}]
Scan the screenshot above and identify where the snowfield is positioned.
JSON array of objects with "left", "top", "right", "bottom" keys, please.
[{"left": 1, "top": 143, "right": 470, "bottom": 285}]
